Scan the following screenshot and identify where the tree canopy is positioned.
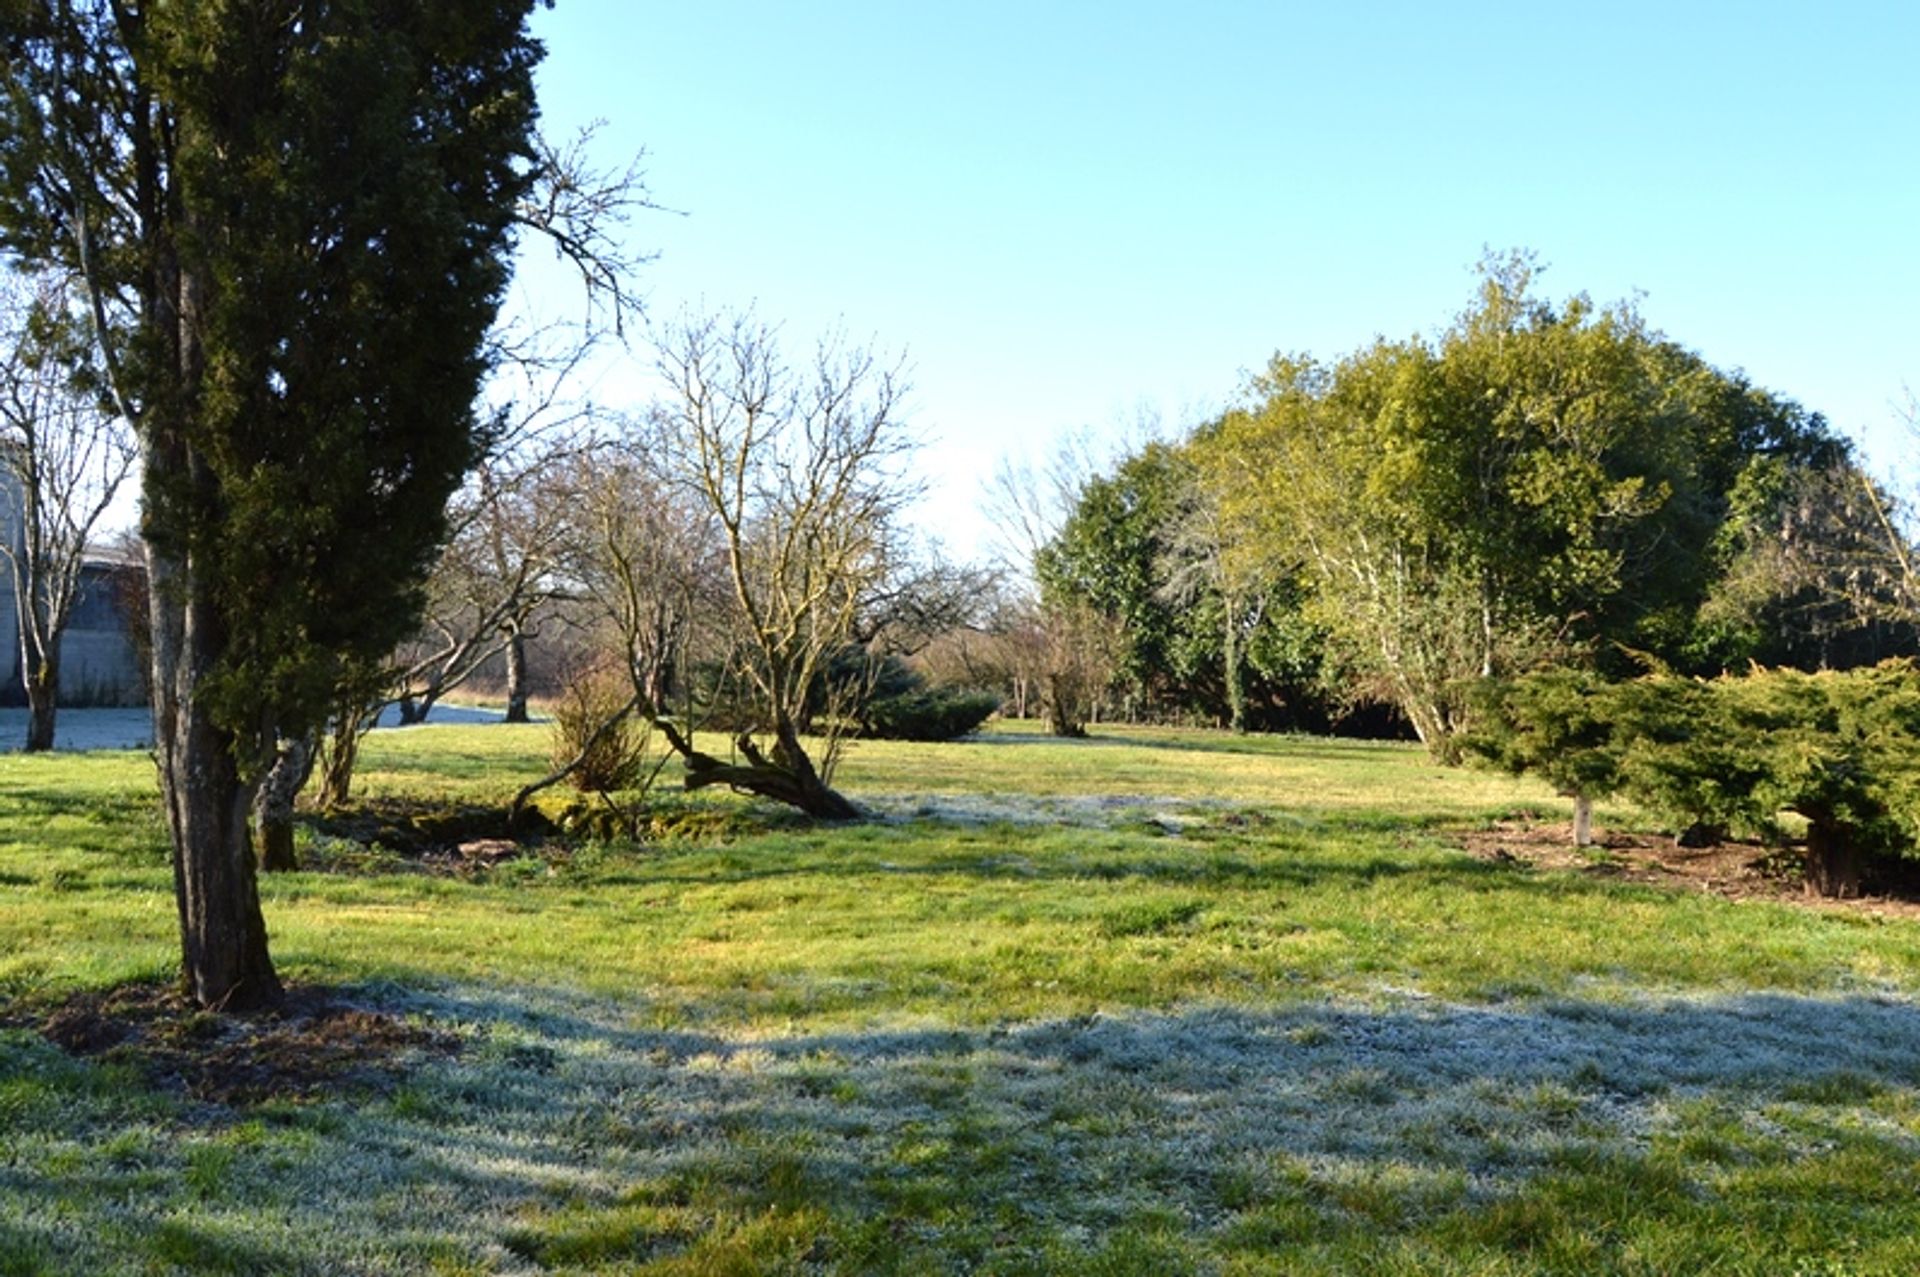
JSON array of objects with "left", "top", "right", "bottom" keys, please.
[
  {"left": 0, "top": 0, "right": 546, "bottom": 1006},
  {"left": 1194, "top": 254, "right": 1849, "bottom": 753}
]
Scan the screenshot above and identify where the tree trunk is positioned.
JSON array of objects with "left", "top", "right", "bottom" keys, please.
[
  {"left": 253, "top": 737, "right": 314, "bottom": 872},
  {"left": 396, "top": 695, "right": 425, "bottom": 725},
  {"left": 316, "top": 715, "right": 361, "bottom": 811},
  {"left": 1571, "top": 793, "right": 1593, "bottom": 848},
  {"left": 503, "top": 627, "right": 530, "bottom": 723},
  {"left": 657, "top": 719, "right": 861, "bottom": 820},
  {"left": 769, "top": 718, "right": 859, "bottom": 819},
  {"left": 146, "top": 540, "right": 283, "bottom": 1011},
  {"left": 1805, "top": 819, "right": 1863, "bottom": 899},
  {"left": 1400, "top": 693, "right": 1461, "bottom": 764},
  {"left": 1223, "top": 609, "right": 1246, "bottom": 735},
  {"left": 1478, "top": 572, "right": 1496, "bottom": 679},
  {"left": 1045, "top": 672, "right": 1087, "bottom": 738},
  {"left": 22, "top": 648, "right": 57, "bottom": 752},
  {"left": 1045, "top": 679, "right": 1087, "bottom": 738}
]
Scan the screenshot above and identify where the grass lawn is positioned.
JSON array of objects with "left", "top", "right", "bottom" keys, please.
[{"left": 3, "top": 720, "right": 1920, "bottom": 1274}]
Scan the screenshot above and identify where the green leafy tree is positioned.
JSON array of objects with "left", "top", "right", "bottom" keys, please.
[
  {"left": 1037, "top": 436, "right": 1334, "bottom": 731},
  {"left": 1215, "top": 252, "right": 1839, "bottom": 758},
  {"left": 0, "top": 0, "right": 544, "bottom": 1007},
  {"left": 1035, "top": 441, "right": 1190, "bottom": 713}
]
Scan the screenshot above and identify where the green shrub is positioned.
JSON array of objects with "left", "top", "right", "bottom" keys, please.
[
  {"left": 549, "top": 664, "right": 647, "bottom": 794},
  {"left": 1468, "top": 660, "right": 1920, "bottom": 895},
  {"left": 860, "top": 688, "right": 1000, "bottom": 742},
  {"left": 1721, "top": 662, "right": 1920, "bottom": 894},
  {"left": 1608, "top": 673, "right": 1771, "bottom": 843},
  {"left": 1465, "top": 669, "right": 1632, "bottom": 846},
  {"left": 1466, "top": 669, "right": 1623, "bottom": 799}
]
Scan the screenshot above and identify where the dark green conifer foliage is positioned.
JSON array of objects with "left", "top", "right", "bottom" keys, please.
[
  {"left": 1465, "top": 669, "right": 1621, "bottom": 843},
  {"left": 1719, "top": 663, "right": 1920, "bottom": 896},
  {"left": 0, "top": 0, "right": 543, "bottom": 1006},
  {"left": 1470, "top": 661, "right": 1920, "bottom": 896},
  {"left": 1603, "top": 673, "right": 1771, "bottom": 846}
]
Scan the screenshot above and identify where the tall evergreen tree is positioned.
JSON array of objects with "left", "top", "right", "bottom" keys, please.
[{"left": 0, "top": 1, "right": 543, "bottom": 1007}]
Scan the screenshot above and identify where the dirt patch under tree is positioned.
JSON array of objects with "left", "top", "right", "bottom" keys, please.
[
  {"left": 1455, "top": 816, "right": 1920, "bottom": 921},
  {"left": 5, "top": 982, "right": 457, "bottom": 1106}
]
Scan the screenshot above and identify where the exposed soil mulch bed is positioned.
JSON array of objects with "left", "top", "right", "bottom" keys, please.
[
  {"left": 306, "top": 797, "right": 559, "bottom": 876},
  {"left": 1456, "top": 818, "right": 1920, "bottom": 921},
  {"left": 4, "top": 982, "right": 459, "bottom": 1106},
  {"left": 303, "top": 797, "right": 772, "bottom": 873}
]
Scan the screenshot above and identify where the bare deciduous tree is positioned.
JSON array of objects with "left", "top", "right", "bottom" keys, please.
[
  {"left": 849, "top": 554, "right": 1000, "bottom": 658},
  {"left": 572, "top": 426, "right": 728, "bottom": 717},
  {"left": 395, "top": 451, "right": 580, "bottom": 727},
  {"left": 980, "top": 429, "right": 1132, "bottom": 735},
  {"left": 645, "top": 311, "right": 918, "bottom": 819},
  {"left": 508, "top": 427, "right": 729, "bottom": 818},
  {"left": 0, "top": 269, "right": 135, "bottom": 751}
]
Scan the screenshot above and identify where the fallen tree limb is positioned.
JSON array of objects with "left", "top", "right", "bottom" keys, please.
[{"left": 657, "top": 721, "right": 862, "bottom": 821}]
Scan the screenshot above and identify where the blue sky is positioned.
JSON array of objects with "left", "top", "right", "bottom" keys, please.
[{"left": 522, "top": 1, "right": 1919, "bottom": 560}]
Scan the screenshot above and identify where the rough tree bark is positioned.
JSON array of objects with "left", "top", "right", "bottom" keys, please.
[
  {"left": 147, "top": 538, "right": 283, "bottom": 1009},
  {"left": 504, "top": 625, "right": 530, "bottom": 723},
  {"left": 1804, "top": 818, "right": 1863, "bottom": 900},
  {"left": 137, "top": 184, "right": 283, "bottom": 1008},
  {"left": 658, "top": 720, "right": 860, "bottom": 820},
  {"left": 253, "top": 736, "right": 315, "bottom": 873},
  {"left": 23, "top": 651, "right": 58, "bottom": 752}
]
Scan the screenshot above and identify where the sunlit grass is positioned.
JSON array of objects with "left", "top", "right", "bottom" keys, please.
[{"left": 4, "top": 718, "right": 1920, "bottom": 1272}]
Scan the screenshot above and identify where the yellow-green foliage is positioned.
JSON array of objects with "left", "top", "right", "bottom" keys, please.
[
  {"left": 1723, "top": 661, "right": 1920, "bottom": 854},
  {"left": 549, "top": 666, "right": 649, "bottom": 794}
]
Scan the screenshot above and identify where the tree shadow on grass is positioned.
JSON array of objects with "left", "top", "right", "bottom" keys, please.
[
  {"left": 6, "top": 981, "right": 1920, "bottom": 1272},
  {"left": 585, "top": 835, "right": 1672, "bottom": 912},
  {"left": 0, "top": 786, "right": 159, "bottom": 825}
]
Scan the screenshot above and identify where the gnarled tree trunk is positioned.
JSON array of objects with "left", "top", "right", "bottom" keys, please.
[
  {"left": 659, "top": 720, "right": 860, "bottom": 820},
  {"left": 253, "top": 736, "right": 315, "bottom": 872}
]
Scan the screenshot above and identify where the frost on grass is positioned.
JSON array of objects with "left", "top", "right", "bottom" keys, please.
[
  {"left": 864, "top": 791, "right": 1264, "bottom": 834},
  {"left": 4, "top": 985, "right": 1920, "bottom": 1271}
]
